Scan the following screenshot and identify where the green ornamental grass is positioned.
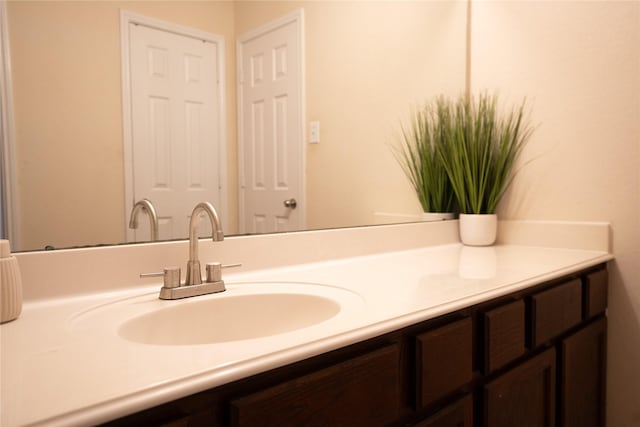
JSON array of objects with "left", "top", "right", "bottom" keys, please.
[
  {"left": 394, "top": 104, "right": 456, "bottom": 213},
  {"left": 436, "top": 93, "right": 534, "bottom": 215}
]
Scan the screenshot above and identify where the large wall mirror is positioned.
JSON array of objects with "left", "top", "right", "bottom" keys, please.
[{"left": 2, "top": 0, "right": 467, "bottom": 252}]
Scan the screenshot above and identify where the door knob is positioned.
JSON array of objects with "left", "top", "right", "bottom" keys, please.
[{"left": 283, "top": 198, "right": 297, "bottom": 209}]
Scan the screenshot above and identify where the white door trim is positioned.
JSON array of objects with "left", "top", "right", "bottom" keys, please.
[
  {"left": 120, "top": 10, "right": 227, "bottom": 242},
  {"left": 0, "top": 0, "right": 19, "bottom": 247},
  {"left": 236, "top": 8, "right": 306, "bottom": 233}
]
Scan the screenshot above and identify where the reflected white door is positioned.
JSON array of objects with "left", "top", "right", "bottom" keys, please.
[
  {"left": 127, "top": 21, "right": 223, "bottom": 242},
  {"left": 238, "top": 11, "right": 305, "bottom": 234}
]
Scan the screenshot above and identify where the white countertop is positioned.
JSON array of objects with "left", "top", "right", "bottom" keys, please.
[{"left": 0, "top": 241, "right": 612, "bottom": 427}]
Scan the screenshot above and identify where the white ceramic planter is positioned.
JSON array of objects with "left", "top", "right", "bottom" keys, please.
[
  {"left": 421, "top": 212, "right": 455, "bottom": 222},
  {"left": 459, "top": 214, "right": 498, "bottom": 246}
]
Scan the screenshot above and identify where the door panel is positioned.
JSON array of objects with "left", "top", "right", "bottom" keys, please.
[
  {"left": 128, "top": 22, "right": 222, "bottom": 241},
  {"left": 238, "top": 12, "right": 304, "bottom": 234}
]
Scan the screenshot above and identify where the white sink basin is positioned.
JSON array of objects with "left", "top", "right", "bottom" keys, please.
[
  {"left": 118, "top": 293, "right": 340, "bottom": 345},
  {"left": 69, "top": 281, "right": 364, "bottom": 346}
]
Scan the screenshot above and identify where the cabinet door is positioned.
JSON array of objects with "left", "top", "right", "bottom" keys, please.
[
  {"left": 485, "top": 348, "right": 556, "bottom": 427},
  {"left": 229, "top": 344, "right": 400, "bottom": 427},
  {"left": 560, "top": 317, "right": 607, "bottom": 427},
  {"left": 414, "top": 394, "right": 473, "bottom": 427}
]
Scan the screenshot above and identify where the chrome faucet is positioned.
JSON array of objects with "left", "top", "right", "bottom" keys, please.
[
  {"left": 185, "top": 202, "right": 224, "bottom": 286},
  {"left": 139, "top": 201, "right": 240, "bottom": 299},
  {"left": 129, "top": 199, "right": 158, "bottom": 241}
]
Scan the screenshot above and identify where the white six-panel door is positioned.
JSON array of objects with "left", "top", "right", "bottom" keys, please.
[
  {"left": 237, "top": 11, "right": 305, "bottom": 234},
  {"left": 124, "top": 14, "right": 225, "bottom": 242}
]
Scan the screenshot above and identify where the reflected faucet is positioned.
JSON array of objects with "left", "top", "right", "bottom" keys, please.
[
  {"left": 129, "top": 199, "right": 158, "bottom": 241},
  {"left": 185, "top": 202, "right": 224, "bottom": 286}
]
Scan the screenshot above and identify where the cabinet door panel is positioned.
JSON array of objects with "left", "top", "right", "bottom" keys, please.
[
  {"left": 561, "top": 318, "right": 607, "bottom": 427},
  {"left": 230, "top": 344, "right": 400, "bottom": 427},
  {"left": 485, "top": 348, "right": 556, "bottom": 427}
]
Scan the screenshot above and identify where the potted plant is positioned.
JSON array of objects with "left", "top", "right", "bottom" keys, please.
[
  {"left": 394, "top": 103, "right": 456, "bottom": 221},
  {"left": 437, "top": 93, "right": 534, "bottom": 245}
]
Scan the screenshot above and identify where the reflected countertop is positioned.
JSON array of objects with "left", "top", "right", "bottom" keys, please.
[{"left": 1, "top": 243, "right": 612, "bottom": 426}]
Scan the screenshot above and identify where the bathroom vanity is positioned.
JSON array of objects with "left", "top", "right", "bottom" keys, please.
[
  {"left": 0, "top": 221, "right": 612, "bottom": 426},
  {"left": 103, "top": 266, "right": 608, "bottom": 427}
]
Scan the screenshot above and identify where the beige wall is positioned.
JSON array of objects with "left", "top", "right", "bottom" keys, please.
[
  {"left": 471, "top": 2, "right": 640, "bottom": 425},
  {"left": 304, "top": 1, "right": 466, "bottom": 229},
  {"left": 9, "top": 1, "right": 124, "bottom": 249},
  {"left": 7, "top": 1, "right": 236, "bottom": 250}
]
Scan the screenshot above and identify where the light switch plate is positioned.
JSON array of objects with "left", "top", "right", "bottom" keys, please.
[{"left": 309, "top": 121, "right": 320, "bottom": 144}]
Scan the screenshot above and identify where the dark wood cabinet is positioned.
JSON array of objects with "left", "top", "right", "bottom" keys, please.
[{"left": 104, "top": 266, "right": 608, "bottom": 427}]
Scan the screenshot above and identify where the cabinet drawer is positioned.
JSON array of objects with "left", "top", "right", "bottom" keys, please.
[
  {"left": 416, "top": 317, "right": 472, "bottom": 408},
  {"left": 484, "top": 300, "right": 525, "bottom": 373},
  {"left": 530, "top": 279, "right": 582, "bottom": 347},
  {"left": 229, "top": 344, "right": 400, "bottom": 427},
  {"left": 584, "top": 269, "right": 608, "bottom": 318}
]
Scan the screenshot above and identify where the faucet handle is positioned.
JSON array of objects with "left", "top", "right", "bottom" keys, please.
[
  {"left": 140, "top": 267, "right": 181, "bottom": 288},
  {"left": 223, "top": 263, "right": 242, "bottom": 269},
  {"left": 205, "top": 262, "right": 242, "bottom": 283}
]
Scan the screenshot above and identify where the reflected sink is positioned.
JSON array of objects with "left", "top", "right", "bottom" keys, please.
[{"left": 118, "top": 293, "right": 341, "bottom": 345}]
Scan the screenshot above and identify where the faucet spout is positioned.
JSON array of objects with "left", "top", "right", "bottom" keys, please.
[
  {"left": 129, "top": 199, "right": 159, "bottom": 241},
  {"left": 185, "top": 202, "right": 224, "bottom": 286}
]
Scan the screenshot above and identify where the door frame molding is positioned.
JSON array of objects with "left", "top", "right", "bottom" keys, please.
[
  {"left": 120, "top": 10, "right": 227, "bottom": 242},
  {"left": 236, "top": 9, "right": 306, "bottom": 234}
]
